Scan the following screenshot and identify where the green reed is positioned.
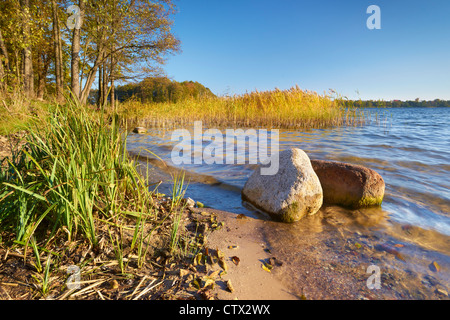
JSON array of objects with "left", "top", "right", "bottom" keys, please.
[{"left": 0, "top": 98, "right": 154, "bottom": 248}]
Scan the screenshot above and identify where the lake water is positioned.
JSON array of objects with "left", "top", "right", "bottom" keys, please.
[{"left": 127, "top": 107, "right": 449, "bottom": 298}]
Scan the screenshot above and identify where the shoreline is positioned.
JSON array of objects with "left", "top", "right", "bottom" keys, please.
[
  {"left": 1, "top": 130, "right": 449, "bottom": 300},
  {"left": 193, "top": 205, "right": 449, "bottom": 300},
  {"left": 130, "top": 150, "right": 450, "bottom": 300}
]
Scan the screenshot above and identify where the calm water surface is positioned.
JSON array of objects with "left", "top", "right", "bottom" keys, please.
[{"left": 127, "top": 107, "right": 450, "bottom": 296}]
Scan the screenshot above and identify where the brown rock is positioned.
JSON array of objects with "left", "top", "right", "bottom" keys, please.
[
  {"left": 310, "top": 160, "right": 385, "bottom": 209},
  {"left": 132, "top": 127, "right": 147, "bottom": 134}
]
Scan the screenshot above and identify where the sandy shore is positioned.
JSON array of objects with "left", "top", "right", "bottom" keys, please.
[
  {"left": 191, "top": 205, "right": 449, "bottom": 300},
  {"left": 199, "top": 208, "right": 299, "bottom": 300}
]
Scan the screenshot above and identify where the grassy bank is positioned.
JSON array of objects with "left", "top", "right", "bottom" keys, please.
[
  {"left": 0, "top": 99, "right": 212, "bottom": 299},
  {"left": 117, "top": 86, "right": 366, "bottom": 129}
]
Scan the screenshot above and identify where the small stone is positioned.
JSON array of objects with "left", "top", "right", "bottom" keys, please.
[
  {"left": 185, "top": 197, "right": 195, "bottom": 208},
  {"left": 435, "top": 286, "right": 448, "bottom": 297},
  {"left": 132, "top": 127, "right": 147, "bottom": 134}
]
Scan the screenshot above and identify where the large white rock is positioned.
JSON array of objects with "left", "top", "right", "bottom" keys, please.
[{"left": 242, "top": 148, "right": 323, "bottom": 223}]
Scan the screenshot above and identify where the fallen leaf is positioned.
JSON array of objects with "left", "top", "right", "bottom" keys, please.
[
  {"left": 226, "top": 280, "right": 234, "bottom": 293},
  {"left": 179, "top": 269, "right": 189, "bottom": 277},
  {"left": 231, "top": 256, "right": 240, "bottom": 266},
  {"left": 191, "top": 279, "right": 201, "bottom": 290},
  {"left": 194, "top": 253, "right": 204, "bottom": 266},
  {"left": 196, "top": 201, "right": 205, "bottom": 208},
  {"left": 227, "top": 245, "right": 239, "bottom": 250},
  {"left": 394, "top": 244, "right": 404, "bottom": 248},
  {"left": 262, "top": 263, "right": 272, "bottom": 273},
  {"left": 377, "top": 244, "right": 406, "bottom": 261},
  {"left": 218, "top": 258, "right": 228, "bottom": 272},
  {"left": 430, "top": 261, "right": 440, "bottom": 272},
  {"left": 236, "top": 214, "right": 247, "bottom": 219},
  {"left": 188, "top": 264, "right": 197, "bottom": 273},
  {"left": 109, "top": 280, "right": 119, "bottom": 290},
  {"left": 354, "top": 242, "right": 362, "bottom": 249},
  {"left": 209, "top": 270, "right": 221, "bottom": 279},
  {"left": 216, "top": 249, "right": 225, "bottom": 259},
  {"left": 202, "top": 277, "right": 215, "bottom": 289}
]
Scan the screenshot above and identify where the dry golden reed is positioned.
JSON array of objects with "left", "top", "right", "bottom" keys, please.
[{"left": 116, "top": 86, "right": 366, "bottom": 130}]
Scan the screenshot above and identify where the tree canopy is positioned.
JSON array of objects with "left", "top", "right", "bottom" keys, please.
[
  {"left": 0, "top": 0, "right": 180, "bottom": 106},
  {"left": 101, "top": 76, "right": 215, "bottom": 104}
]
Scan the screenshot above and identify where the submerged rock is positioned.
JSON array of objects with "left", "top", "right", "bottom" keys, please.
[
  {"left": 242, "top": 148, "right": 323, "bottom": 223},
  {"left": 310, "top": 160, "right": 385, "bottom": 209},
  {"left": 132, "top": 127, "right": 147, "bottom": 134}
]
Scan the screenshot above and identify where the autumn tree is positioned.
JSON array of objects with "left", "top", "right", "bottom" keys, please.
[
  {"left": 70, "top": 0, "right": 180, "bottom": 106},
  {"left": 0, "top": 0, "right": 180, "bottom": 106}
]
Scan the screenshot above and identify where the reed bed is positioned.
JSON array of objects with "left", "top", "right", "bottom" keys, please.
[{"left": 117, "top": 86, "right": 367, "bottom": 130}]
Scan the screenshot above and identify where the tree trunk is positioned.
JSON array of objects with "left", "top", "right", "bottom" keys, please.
[
  {"left": 110, "top": 0, "right": 116, "bottom": 111},
  {"left": 0, "top": 29, "right": 7, "bottom": 92},
  {"left": 110, "top": 65, "right": 115, "bottom": 111},
  {"left": 102, "top": 56, "right": 108, "bottom": 107},
  {"left": 97, "top": 62, "right": 103, "bottom": 108},
  {"left": 79, "top": 47, "right": 105, "bottom": 105},
  {"left": 36, "top": 53, "right": 51, "bottom": 100},
  {"left": 52, "top": 0, "right": 63, "bottom": 102},
  {"left": 21, "top": 0, "right": 34, "bottom": 98},
  {"left": 36, "top": 53, "right": 44, "bottom": 99},
  {"left": 0, "top": 56, "right": 4, "bottom": 93},
  {"left": 70, "top": 0, "right": 85, "bottom": 101}
]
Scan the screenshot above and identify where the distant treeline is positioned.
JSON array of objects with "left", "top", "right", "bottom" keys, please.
[
  {"left": 342, "top": 99, "right": 450, "bottom": 108},
  {"left": 103, "top": 77, "right": 216, "bottom": 103}
]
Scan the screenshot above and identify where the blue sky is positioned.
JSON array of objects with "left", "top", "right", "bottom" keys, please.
[{"left": 163, "top": 0, "right": 450, "bottom": 101}]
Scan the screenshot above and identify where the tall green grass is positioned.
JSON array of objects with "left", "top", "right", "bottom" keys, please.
[
  {"left": 0, "top": 99, "right": 154, "bottom": 248},
  {"left": 117, "top": 86, "right": 366, "bottom": 129}
]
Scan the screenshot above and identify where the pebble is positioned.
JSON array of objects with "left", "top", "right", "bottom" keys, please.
[
  {"left": 185, "top": 197, "right": 195, "bottom": 208},
  {"left": 435, "top": 286, "right": 448, "bottom": 297}
]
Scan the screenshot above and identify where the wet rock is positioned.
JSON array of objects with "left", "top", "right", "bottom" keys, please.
[
  {"left": 310, "top": 160, "right": 385, "bottom": 208},
  {"left": 429, "top": 261, "right": 440, "bottom": 272},
  {"left": 132, "top": 127, "right": 147, "bottom": 134},
  {"left": 242, "top": 148, "right": 323, "bottom": 223}
]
